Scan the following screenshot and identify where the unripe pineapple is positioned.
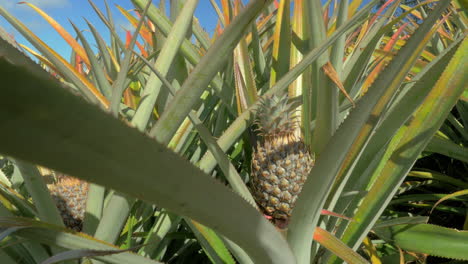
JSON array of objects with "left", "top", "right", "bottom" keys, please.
[{"left": 250, "top": 94, "right": 314, "bottom": 226}]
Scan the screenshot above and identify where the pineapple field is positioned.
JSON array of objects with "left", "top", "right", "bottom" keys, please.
[{"left": 0, "top": 0, "right": 467, "bottom": 263}]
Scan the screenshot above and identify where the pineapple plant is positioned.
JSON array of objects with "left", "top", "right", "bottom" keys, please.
[
  {"left": 0, "top": 0, "right": 467, "bottom": 263},
  {"left": 250, "top": 94, "right": 314, "bottom": 227}
]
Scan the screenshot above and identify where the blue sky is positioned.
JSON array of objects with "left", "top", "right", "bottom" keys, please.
[{"left": 0, "top": 0, "right": 223, "bottom": 58}]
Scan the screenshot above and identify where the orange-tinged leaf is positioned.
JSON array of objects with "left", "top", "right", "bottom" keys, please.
[
  {"left": 313, "top": 227, "right": 324, "bottom": 241},
  {"left": 123, "top": 88, "right": 136, "bottom": 109},
  {"left": 313, "top": 227, "right": 369, "bottom": 264},
  {"left": 125, "top": 30, "right": 132, "bottom": 49},
  {"left": 75, "top": 54, "right": 83, "bottom": 74},
  {"left": 135, "top": 41, "right": 148, "bottom": 58},
  {"left": 362, "top": 23, "right": 408, "bottom": 94},
  {"left": 10, "top": 17, "right": 109, "bottom": 107},
  {"left": 20, "top": 44, "right": 61, "bottom": 75},
  {"left": 373, "top": 49, "right": 428, "bottom": 74},
  {"left": 215, "top": 21, "right": 223, "bottom": 37},
  {"left": 116, "top": 5, "right": 153, "bottom": 46},
  {"left": 323, "top": 3, "right": 330, "bottom": 26},
  {"left": 323, "top": 62, "right": 355, "bottom": 107},
  {"left": 18, "top": 2, "right": 91, "bottom": 67},
  {"left": 369, "top": 0, "right": 396, "bottom": 27},
  {"left": 234, "top": 0, "right": 241, "bottom": 16},
  {"left": 257, "top": 11, "right": 274, "bottom": 30},
  {"left": 273, "top": 0, "right": 279, "bottom": 9},
  {"left": 221, "top": 0, "right": 230, "bottom": 25},
  {"left": 434, "top": 17, "right": 453, "bottom": 41},
  {"left": 135, "top": 9, "right": 155, "bottom": 33},
  {"left": 381, "top": 37, "right": 436, "bottom": 62},
  {"left": 320, "top": 209, "right": 353, "bottom": 221}
]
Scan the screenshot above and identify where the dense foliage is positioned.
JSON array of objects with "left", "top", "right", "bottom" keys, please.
[{"left": 0, "top": 0, "right": 466, "bottom": 263}]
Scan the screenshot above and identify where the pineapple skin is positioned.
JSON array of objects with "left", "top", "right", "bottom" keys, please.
[
  {"left": 250, "top": 95, "right": 314, "bottom": 222},
  {"left": 47, "top": 175, "right": 88, "bottom": 231}
]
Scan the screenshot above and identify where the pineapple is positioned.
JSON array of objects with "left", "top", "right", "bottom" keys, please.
[
  {"left": 250, "top": 94, "right": 314, "bottom": 227},
  {"left": 48, "top": 174, "right": 88, "bottom": 231},
  {"left": 39, "top": 167, "right": 89, "bottom": 231}
]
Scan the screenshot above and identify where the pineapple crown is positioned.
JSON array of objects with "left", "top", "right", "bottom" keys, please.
[{"left": 254, "top": 94, "right": 297, "bottom": 138}]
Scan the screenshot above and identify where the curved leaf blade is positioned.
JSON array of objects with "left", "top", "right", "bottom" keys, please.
[{"left": 374, "top": 223, "right": 468, "bottom": 260}]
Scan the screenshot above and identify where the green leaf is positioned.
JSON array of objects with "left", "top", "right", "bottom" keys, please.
[
  {"left": 374, "top": 223, "right": 468, "bottom": 260},
  {"left": 12, "top": 160, "right": 63, "bottom": 227},
  {"left": 138, "top": 210, "right": 181, "bottom": 258},
  {"left": 430, "top": 189, "right": 468, "bottom": 214},
  {"left": 269, "top": 0, "right": 291, "bottom": 87},
  {"left": 131, "top": 0, "right": 199, "bottom": 131},
  {"left": 84, "top": 19, "right": 115, "bottom": 78},
  {"left": 110, "top": 1, "right": 152, "bottom": 116},
  {"left": 0, "top": 217, "right": 162, "bottom": 264},
  {"left": 250, "top": 22, "right": 267, "bottom": 83},
  {"left": 70, "top": 22, "right": 113, "bottom": 100},
  {"left": 373, "top": 216, "right": 429, "bottom": 228},
  {"left": 425, "top": 136, "right": 468, "bottom": 163},
  {"left": 390, "top": 194, "right": 468, "bottom": 205},
  {"left": 93, "top": 193, "right": 134, "bottom": 244},
  {"left": 308, "top": 0, "right": 333, "bottom": 154},
  {"left": 407, "top": 170, "right": 468, "bottom": 189},
  {"left": 186, "top": 220, "right": 235, "bottom": 264},
  {"left": 82, "top": 183, "right": 105, "bottom": 235}
]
